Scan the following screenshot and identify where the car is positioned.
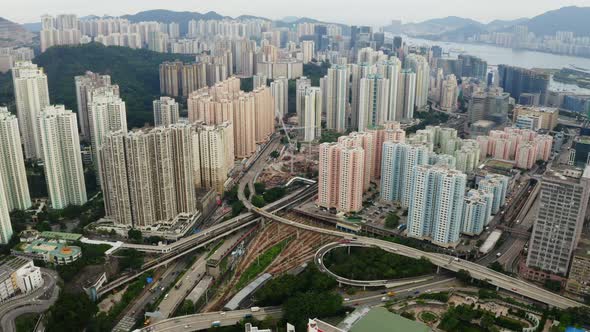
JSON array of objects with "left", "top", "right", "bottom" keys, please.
[
  {"left": 511, "top": 288, "right": 518, "bottom": 291},
  {"left": 453, "top": 257, "right": 459, "bottom": 261},
  {"left": 381, "top": 296, "right": 388, "bottom": 301},
  {"left": 220, "top": 312, "right": 226, "bottom": 316},
  {"left": 414, "top": 290, "right": 420, "bottom": 295},
  {"left": 496, "top": 252, "right": 502, "bottom": 257},
  {"left": 344, "top": 298, "right": 350, "bottom": 301}
]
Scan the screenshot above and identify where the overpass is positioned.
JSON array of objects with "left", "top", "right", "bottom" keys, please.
[
  {"left": 135, "top": 307, "right": 282, "bottom": 332},
  {"left": 96, "top": 184, "right": 317, "bottom": 298},
  {"left": 249, "top": 206, "right": 584, "bottom": 309},
  {"left": 315, "top": 242, "right": 435, "bottom": 288}
]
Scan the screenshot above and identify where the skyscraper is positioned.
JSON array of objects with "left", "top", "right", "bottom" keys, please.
[
  {"left": 358, "top": 74, "right": 389, "bottom": 131},
  {"left": 0, "top": 177, "right": 14, "bottom": 244},
  {"left": 300, "top": 87, "right": 322, "bottom": 142},
  {"left": 525, "top": 166, "right": 590, "bottom": 276},
  {"left": 75, "top": 71, "right": 117, "bottom": 141},
  {"left": 153, "top": 96, "right": 180, "bottom": 126},
  {"left": 270, "top": 76, "right": 288, "bottom": 119},
  {"left": 317, "top": 142, "right": 365, "bottom": 213},
  {"left": 461, "top": 189, "right": 493, "bottom": 235},
  {"left": 89, "top": 88, "right": 128, "bottom": 188},
  {"left": 301, "top": 40, "right": 315, "bottom": 64},
  {"left": 497, "top": 65, "right": 550, "bottom": 104},
  {"left": 405, "top": 54, "right": 430, "bottom": 109},
  {"left": 12, "top": 61, "right": 50, "bottom": 159},
  {"left": 407, "top": 164, "right": 466, "bottom": 247},
  {"left": 38, "top": 105, "right": 87, "bottom": 209},
  {"left": 323, "top": 64, "right": 348, "bottom": 132},
  {"left": 397, "top": 70, "right": 416, "bottom": 120},
  {"left": 440, "top": 75, "right": 458, "bottom": 112},
  {"left": 0, "top": 108, "right": 31, "bottom": 211},
  {"left": 194, "top": 122, "right": 235, "bottom": 194},
  {"left": 377, "top": 59, "right": 402, "bottom": 122},
  {"left": 380, "top": 141, "right": 430, "bottom": 208}
]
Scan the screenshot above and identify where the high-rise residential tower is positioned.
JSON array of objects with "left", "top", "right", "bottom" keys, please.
[
  {"left": 407, "top": 164, "right": 466, "bottom": 247},
  {"left": 300, "top": 87, "right": 322, "bottom": 142},
  {"left": 38, "top": 105, "right": 87, "bottom": 209},
  {"left": 380, "top": 141, "right": 430, "bottom": 208},
  {"left": 75, "top": 71, "right": 117, "bottom": 141},
  {"left": 12, "top": 61, "right": 50, "bottom": 159},
  {"left": 153, "top": 96, "right": 180, "bottom": 126},
  {"left": 323, "top": 65, "right": 348, "bottom": 132},
  {"left": 0, "top": 108, "right": 31, "bottom": 211}
]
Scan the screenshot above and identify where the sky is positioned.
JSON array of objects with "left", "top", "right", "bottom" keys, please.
[{"left": 6, "top": 0, "right": 590, "bottom": 26}]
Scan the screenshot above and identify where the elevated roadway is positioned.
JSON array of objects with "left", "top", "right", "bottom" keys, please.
[
  {"left": 249, "top": 206, "right": 584, "bottom": 309},
  {"left": 315, "top": 242, "right": 434, "bottom": 288},
  {"left": 136, "top": 307, "right": 282, "bottom": 332}
]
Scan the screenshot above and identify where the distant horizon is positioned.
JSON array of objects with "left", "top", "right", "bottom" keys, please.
[{"left": 5, "top": 0, "right": 590, "bottom": 27}]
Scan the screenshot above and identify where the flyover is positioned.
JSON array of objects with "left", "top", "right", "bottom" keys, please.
[
  {"left": 97, "top": 184, "right": 317, "bottom": 298},
  {"left": 315, "top": 242, "right": 435, "bottom": 288},
  {"left": 250, "top": 206, "right": 584, "bottom": 309},
  {"left": 135, "top": 307, "right": 282, "bottom": 332}
]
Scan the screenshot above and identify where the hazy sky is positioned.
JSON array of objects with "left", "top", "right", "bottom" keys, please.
[{"left": 7, "top": 0, "right": 590, "bottom": 26}]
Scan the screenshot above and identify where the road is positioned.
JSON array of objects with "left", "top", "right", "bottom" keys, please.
[
  {"left": 137, "top": 307, "right": 282, "bottom": 332},
  {"left": 315, "top": 242, "right": 435, "bottom": 288},
  {"left": 0, "top": 269, "right": 60, "bottom": 332},
  {"left": 156, "top": 231, "right": 246, "bottom": 320},
  {"left": 248, "top": 206, "right": 584, "bottom": 309},
  {"left": 141, "top": 276, "right": 459, "bottom": 332},
  {"left": 113, "top": 262, "right": 186, "bottom": 332}
]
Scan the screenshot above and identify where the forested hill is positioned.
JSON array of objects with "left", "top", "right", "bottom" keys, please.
[{"left": 0, "top": 43, "right": 193, "bottom": 128}]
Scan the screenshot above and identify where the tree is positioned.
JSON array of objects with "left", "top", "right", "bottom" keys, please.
[
  {"left": 456, "top": 269, "right": 471, "bottom": 282},
  {"left": 284, "top": 291, "right": 342, "bottom": 330},
  {"left": 128, "top": 229, "right": 142, "bottom": 242},
  {"left": 544, "top": 279, "right": 562, "bottom": 292},
  {"left": 119, "top": 249, "right": 144, "bottom": 271},
  {"left": 251, "top": 195, "right": 266, "bottom": 208},
  {"left": 269, "top": 151, "right": 280, "bottom": 159},
  {"left": 489, "top": 261, "right": 505, "bottom": 273},
  {"left": 384, "top": 213, "right": 400, "bottom": 229},
  {"left": 254, "top": 182, "right": 266, "bottom": 194},
  {"left": 45, "top": 292, "right": 98, "bottom": 332},
  {"left": 262, "top": 187, "right": 286, "bottom": 203},
  {"left": 231, "top": 201, "right": 245, "bottom": 217},
  {"left": 176, "top": 300, "right": 195, "bottom": 316}
]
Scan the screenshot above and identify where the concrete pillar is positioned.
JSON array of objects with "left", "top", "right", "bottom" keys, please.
[{"left": 436, "top": 266, "right": 440, "bottom": 274}]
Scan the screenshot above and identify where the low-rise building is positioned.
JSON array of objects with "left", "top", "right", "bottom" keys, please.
[
  {"left": 566, "top": 236, "right": 590, "bottom": 298},
  {"left": 14, "top": 239, "right": 82, "bottom": 265},
  {"left": 0, "top": 257, "right": 43, "bottom": 302}
]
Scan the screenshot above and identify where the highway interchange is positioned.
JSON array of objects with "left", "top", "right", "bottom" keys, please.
[{"left": 0, "top": 269, "right": 60, "bottom": 332}]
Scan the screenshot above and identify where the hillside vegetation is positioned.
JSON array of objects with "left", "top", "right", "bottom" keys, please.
[{"left": 0, "top": 43, "right": 193, "bottom": 129}]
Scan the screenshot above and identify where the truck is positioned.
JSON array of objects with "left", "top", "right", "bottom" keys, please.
[
  {"left": 250, "top": 306, "right": 261, "bottom": 312},
  {"left": 175, "top": 280, "right": 183, "bottom": 289},
  {"left": 211, "top": 321, "right": 221, "bottom": 327}
]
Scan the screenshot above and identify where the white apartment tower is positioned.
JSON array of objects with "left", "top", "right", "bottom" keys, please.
[
  {"left": 270, "top": 76, "right": 288, "bottom": 119},
  {"left": 0, "top": 108, "right": 31, "bottom": 211},
  {"left": 300, "top": 87, "right": 322, "bottom": 142},
  {"left": 406, "top": 54, "right": 430, "bottom": 109},
  {"left": 75, "top": 71, "right": 117, "bottom": 141},
  {"left": 153, "top": 96, "right": 180, "bottom": 126},
  {"left": 397, "top": 70, "right": 416, "bottom": 120},
  {"left": 323, "top": 65, "right": 348, "bottom": 132},
  {"left": 380, "top": 141, "right": 430, "bottom": 208},
  {"left": 89, "top": 88, "right": 127, "bottom": 188},
  {"left": 12, "top": 61, "right": 50, "bottom": 159},
  {"left": 358, "top": 74, "right": 390, "bottom": 131},
  {"left": 0, "top": 177, "right": 14, "bottom": 244},
  {"left": 38, "top": 105, "right": 87, "bottom": 209},
  {"left": 377, "top": 58, "right": 401, "bottom": 122},
  {"left": 407, "top": 165, "right": 466, "bottom": 247}
]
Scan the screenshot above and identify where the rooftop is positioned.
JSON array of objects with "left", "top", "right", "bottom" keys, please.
[
  {"left": 40, "top": 231, "right": 82, "bottom": 241},
  {"left": 349, "top": 307, "right": 430, "bottom": 332},
  {"left": 574, "top": 236, "right": 590, "bottom": 259},
  {"left": 22, "top": 239, "right": 81, "bottom": 259}
]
